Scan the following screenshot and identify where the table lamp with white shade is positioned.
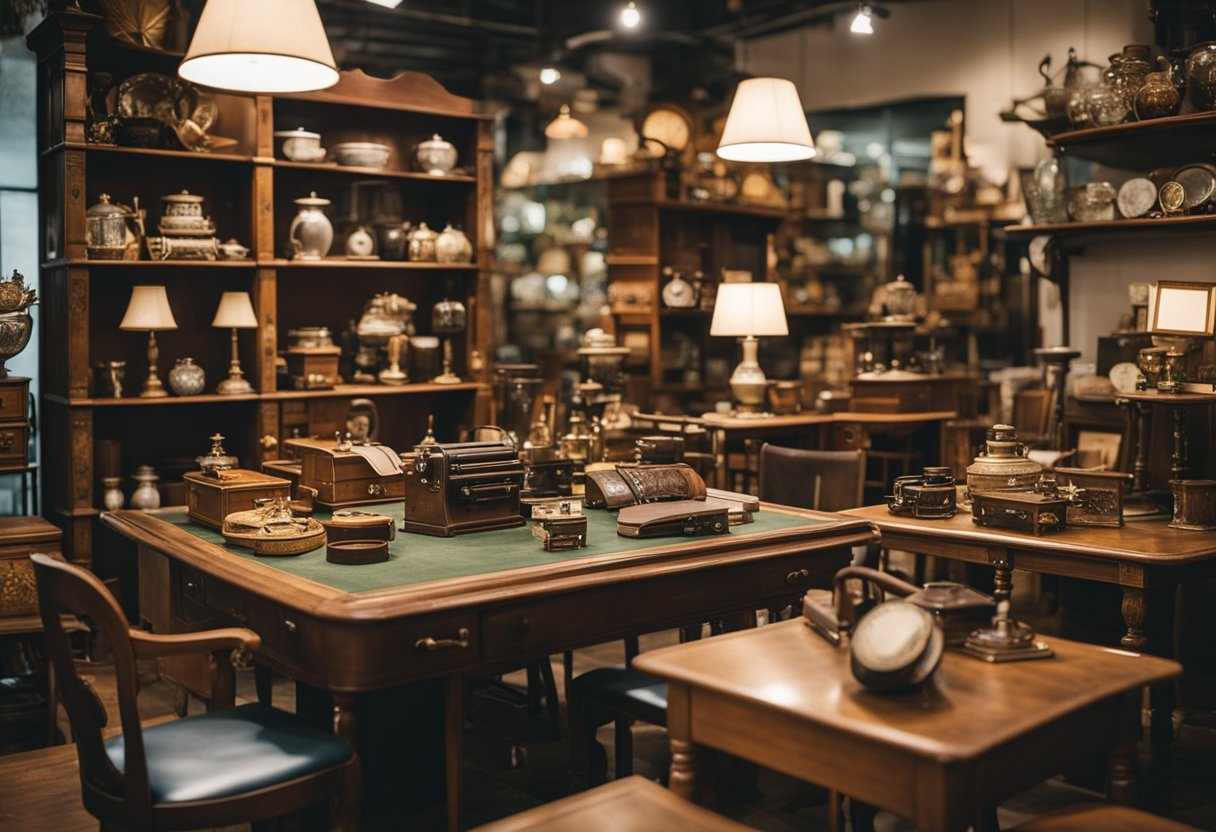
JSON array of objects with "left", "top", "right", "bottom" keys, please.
[
  {"left": 119, "top": 285, "right": 178, "bottom": 398},
  {"left": 710, "top": 282, "right": 789, "bottom": 415},
  {"left": 212, "top": 291, "right": 259, "bottom": 395}
]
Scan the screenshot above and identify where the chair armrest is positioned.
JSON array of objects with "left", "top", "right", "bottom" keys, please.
[
  {"left": 131, "top": 629, "right": 261, "bottom": 711},
  {"left": 129, "top": 627, "right": 262, "bottom": 661}
]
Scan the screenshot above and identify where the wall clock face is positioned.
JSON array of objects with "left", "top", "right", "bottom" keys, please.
[{"left": 641, "top": 106, "right": 692, "bottom": 153}]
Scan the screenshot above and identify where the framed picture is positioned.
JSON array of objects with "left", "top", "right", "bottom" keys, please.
[{"left": 1148, "top": 281, "right": 1216, "bottom": 336}]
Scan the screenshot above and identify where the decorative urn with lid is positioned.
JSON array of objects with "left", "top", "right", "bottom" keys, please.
[
  {"left": 289, "top": 192, "right": 334, "bottom": 261},
  {"left": 965, "top": 424, "right": 1043, "bottom": 497},
  {"left": 0, "top": 270, "right": 37, "bottom": 378},
  {"left": 415, "top": 134, "right": 458, "bottom": 175}
]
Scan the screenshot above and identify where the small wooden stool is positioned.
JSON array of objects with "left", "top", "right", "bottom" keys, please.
[
  {"left": 470, "top": 776, "right": 751, "bottom": 832},
  {"left": 1011, "top": 805, "right": 1199, "bottom": 831}
]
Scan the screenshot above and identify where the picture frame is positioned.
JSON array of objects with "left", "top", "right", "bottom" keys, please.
[{"left": 1148, "top": 281, "right": 1216, "bottom": 337}]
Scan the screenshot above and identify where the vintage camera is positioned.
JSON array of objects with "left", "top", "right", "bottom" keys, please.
[{"left": 886, "top": 466, "right": 958, "bottom": 519}]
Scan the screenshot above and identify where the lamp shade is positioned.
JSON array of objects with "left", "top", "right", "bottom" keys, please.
[
  {"left": 710, "top": 282, "right": 788, "bottom": 337},
  {"left": 120, "top": 285, "right": 178, "bottom": 331},
  {"left": 212, "top": 291, "right": 259, "bottom": 329},
  {"left": 717, "top": 77, "right": 815, "bottom": 163},
  {"left": 178, "top": 0, "right": 339, "bottom": 94},
  {"left": 545, "top": 104, "right": 589, "bottom": 140}
]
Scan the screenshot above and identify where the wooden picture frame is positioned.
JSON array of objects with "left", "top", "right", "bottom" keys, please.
[{"left": 1148, "top": 281, "right": 1216, "bottom": 336}]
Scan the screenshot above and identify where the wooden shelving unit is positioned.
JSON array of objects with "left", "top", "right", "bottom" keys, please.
[
  {"left": 30, "top": 9, "right": 493, "bottom": 564},
  {"left": 1048, "top": 111, "right": 1216, "bottom": 169},
  {"left": 1004, "top": 214, "right": 1216, "bottom": 238}
]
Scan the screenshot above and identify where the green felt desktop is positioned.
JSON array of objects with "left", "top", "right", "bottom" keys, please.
[{"left": 162, "top": 504, "right": 826, "bottom": 594}]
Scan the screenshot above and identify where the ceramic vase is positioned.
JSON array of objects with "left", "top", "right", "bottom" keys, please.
[
  {"left": 168, "top": 357, "right": 206, "bottom": 396},
  {"left": 130, "top": 466, "right": 161, "bottom": 510}
]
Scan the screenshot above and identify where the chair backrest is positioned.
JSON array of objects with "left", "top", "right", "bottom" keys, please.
[
  {"left": 758, "top": 445, "right": 865, "bottom": 512},
  {"left": 31, "top": 553, "right": 154, "bottom": 827}
]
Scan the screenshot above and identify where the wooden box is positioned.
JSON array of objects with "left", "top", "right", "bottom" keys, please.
[
  {"left": 0, "top": 516, "right": 63, "bottom": 618},
  {"left": 0, "top": 377, "right": 29, "bottom": 422},
  {"left": 286, "top": 346, "right": 342, "bottom": 390},
  {"left": 285, "top": 437, "right": 404, "bottom": 508},
  {"left": 971, "top": 491, "right": 1067, "bottom": 536},
  {"left": 184, "top": 469, "right": 292, "bottom": 530}
]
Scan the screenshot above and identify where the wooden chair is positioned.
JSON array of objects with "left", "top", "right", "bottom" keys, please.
[
  {"left": 30, "top": 553, "right": 360, "bottom": 832},
  {"left": 758, "top": 445, "right": 866, "bottom": 511}
]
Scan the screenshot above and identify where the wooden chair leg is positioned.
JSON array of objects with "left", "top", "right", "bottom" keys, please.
[
  {"left": 333, "top": 756, "right": 362, "bottom": 832},
  {"left": 562, "top": 650, "right": 574, "bottom": 704},
  {"left": 613, "top": 717, "right": 633, "bottom": 780},
  {"left": 848, "top": 796, "right": 878, "bottom": 832},
  {"left": 254, "top": 664, "right": 273, "bottom": 706},
  {"left": 537, "top": 657, "right": 561, "bottom": 738}
]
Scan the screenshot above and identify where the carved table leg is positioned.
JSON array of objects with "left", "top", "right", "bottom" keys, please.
[
  {"left": 445, "top": 676, "right": 463, "bottom": 832},
  {"left": 1120, "top": 584, "right": 1176, "bottom": 807},
  {"left": 669, "top": 738, "right": 699, "bottom": 801},
  {"left": 1170, "top": 406, "right": 1188, "bottom": 480},
  {"left": 1106, "top": 690, "right": 1140, "bottom": 806},
  {"left": 1119, "top": 586, "right": 1148, "bottom": 651},
  {"left": 332, "top": 692, "right": 357, "bottom": 748},
  {"left": 988, "top": 550, "right": 1013, "bottom": 605},
  {"left": 1132, "top": 402, "right": 1149, "bottom": 492}
]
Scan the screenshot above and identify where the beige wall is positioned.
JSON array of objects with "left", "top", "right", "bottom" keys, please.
[{"left": 746, "top": 0, "right": 1168, "bottom": 365}]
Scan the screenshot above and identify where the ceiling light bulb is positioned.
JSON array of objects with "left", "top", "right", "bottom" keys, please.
[
  {"left": 364, "top": 0, "right": 404, "bottom": 7},
  {"left": 539, "top": 66, "right": 561, "bottom": 85},
  {"left": 850, "top": 6, "right": 874, "bottom": 34},
  {"left": 619, "top": 2, "right": 641, "bottom": 29}
]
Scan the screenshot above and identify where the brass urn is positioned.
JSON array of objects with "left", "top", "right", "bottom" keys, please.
[{"left": 965, "top": 424, "right": 1042, "bottom": 497}]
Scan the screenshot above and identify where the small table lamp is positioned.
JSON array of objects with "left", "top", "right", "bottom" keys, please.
[
  {"left": 212, "top": 291, "right": 258, "bottom": 394},
  {"left": 119, "top": 285, "right": 178, "bottom": 398},
  {"left": 710, "top": 282, "right": 789, "bottom": 415}
]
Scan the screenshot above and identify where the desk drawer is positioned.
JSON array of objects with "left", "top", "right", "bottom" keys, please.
[
  {"left": 322, "top": 612, "right": 480, "bottom": 687},
  {"left": 204, "top": 579, "right": 323, "bottom": 667}
]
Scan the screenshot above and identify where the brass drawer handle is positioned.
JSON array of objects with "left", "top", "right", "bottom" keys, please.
[
  {"left": 785, "top": 568, "right": 810, "bottom": 584},
  {"left": 368, "top": 483, "right": 385, "bottom": 496},
  {"left": 415, "top": 627, "right": 470, "bottom": 652},
  {"left": 0, "top": 432, "right": 15, "bottom": 451}
]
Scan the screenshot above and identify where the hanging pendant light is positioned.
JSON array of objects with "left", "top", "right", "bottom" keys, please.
[
  {"left": 179, "top": 0, "right": 339, "bottom": 94},
  {"left": 545, "top": 104, "right": 589, "bottom": 140},
  {"left": 717, "top": 77, "right": 815, "bottom": 163},
  {"left": 851, "top": 5, "right": 875, "bottom": 34}
]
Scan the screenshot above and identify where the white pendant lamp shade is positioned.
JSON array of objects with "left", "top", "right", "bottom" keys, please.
[
  {"left": 717, "top": 77, "right": 815, "bottom": 163},
  {"left": 179, "top": 0, "right": 339, "bottom": 94},
  {"left": 545, "top": 104, "right": 589, "bottom": 139}
]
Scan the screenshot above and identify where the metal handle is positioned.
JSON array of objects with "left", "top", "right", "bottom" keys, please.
[
  {"left": 785, "top": 568, "right": 810, "bottom": 584},
  {"left": 415, "top": 627, "right": 470, "bottom": 652},
  {"left": 0, "top": 432, "right": 14, "bottom": 451},
  {"left": 368, "top": 483, "right": 385, "bottom": 496},
  {"left": 260, "top": 434, "right": 279, "bottom": 450}
]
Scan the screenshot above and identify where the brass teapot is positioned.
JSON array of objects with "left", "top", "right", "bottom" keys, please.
[{"left": 965, "top": 424, "right": 1042, "bottom": 497}]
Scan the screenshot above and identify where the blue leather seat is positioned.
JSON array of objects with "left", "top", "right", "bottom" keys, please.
[
  {"left": 569, "top": 664, "right": 667, "bottom": 787},
  {"left": 107, "top": 703, "right": 354, "bottom": 803}
]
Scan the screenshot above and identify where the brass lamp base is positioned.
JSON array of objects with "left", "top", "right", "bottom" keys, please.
[
  {"left": 140, "top": 377, "right": 169, "bottom": 398},
  {"left": 216, "top": 374, "right": 254, "bottom": 395}
]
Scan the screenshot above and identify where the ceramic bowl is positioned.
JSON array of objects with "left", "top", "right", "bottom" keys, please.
[
  {"left": 275, "top": 128, "right": 325, "bottom": 162},
  {"left": 333, "top": 141, "right": 391, "bottom": 169}
]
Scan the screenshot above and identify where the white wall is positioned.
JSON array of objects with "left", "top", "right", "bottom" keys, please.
[{"left": 745, "top": 0, "right": 1165, "bottom": 365}]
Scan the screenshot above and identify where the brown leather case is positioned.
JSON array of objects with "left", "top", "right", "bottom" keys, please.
[
  {"left": 284, "top": 437, "right": 404, "bottom": 508},
  {"left": 184, "top": 469, "right": 293, "bottom": 530},
  {"left": 584, "top": 464, "right": 706, "bottom": 510},
  {"left": 705, "top": 488, "right": 760, "bottom": 524},
  {"left": 616, "top": 499, "right": 730, "bottom": 539}
]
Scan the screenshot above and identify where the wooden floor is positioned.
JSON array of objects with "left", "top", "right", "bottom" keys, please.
[{"left": 4, "top": 608, "right": 1216, "bottom": 832}]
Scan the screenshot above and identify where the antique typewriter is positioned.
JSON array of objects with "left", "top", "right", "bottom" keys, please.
[{"left": 402, "top": 440, "right": 526, "bottom": 536}]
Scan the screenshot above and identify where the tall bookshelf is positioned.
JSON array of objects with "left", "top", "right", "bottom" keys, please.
[{"left": 30, "top": 8, "right": 492, "bottom": 564}]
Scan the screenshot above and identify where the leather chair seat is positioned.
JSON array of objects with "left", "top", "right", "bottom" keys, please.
[
  {"left": 571, "top": 666, "right": 667, "bottom": 727},
  {"left": 106, "top": 703, "right": 353, "bottom": 803},
  {"left": 1010, "top": 805, "right": 1199, "bottom": 831}
]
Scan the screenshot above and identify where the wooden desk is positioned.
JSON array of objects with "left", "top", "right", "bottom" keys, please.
[
  {"left": 698, "top": 410, "right": 956, "bottom": 492},
  {"left": 634, "top": 620, "right": 1180, "bottom": 832},
  {"left": 841, "top": 505, "right": 1216, "bottom": 761},
  {"left": 103, "top": 504, "right": 872, "bottom": 831}
]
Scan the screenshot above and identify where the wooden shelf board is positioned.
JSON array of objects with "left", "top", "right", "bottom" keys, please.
[
  {"left": 264, "top": 258, "right": 479, "bottom": 270},
  {"left": 606, "top": 255, "right": 659, "bottom": 266},
  {"left": 265, "top": 382, "right": 483, "bottom": 400},
  {"left": 65, "top": 142, "right": 253, "bottom": 164},
  {"left": 57, "top": 382, "right": 484, "bottom": 408},
  {"left": 660, "top": 308, "right": 709, "bottom": 317},
  {"left": 272, "top": 160, "right": 477, "bottom": 183},
  {"left": 59, "top": 259, "right": 256, "bottom": 268},
  {"left": 1047, "top": 111, "right": 1216, "bottom": 169},
  {"left": 63, "top": 393, "right": 260, "bottom": 408},
  {"left": 1003, "top": 214, "right": 1216, "bottom": 237}
]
